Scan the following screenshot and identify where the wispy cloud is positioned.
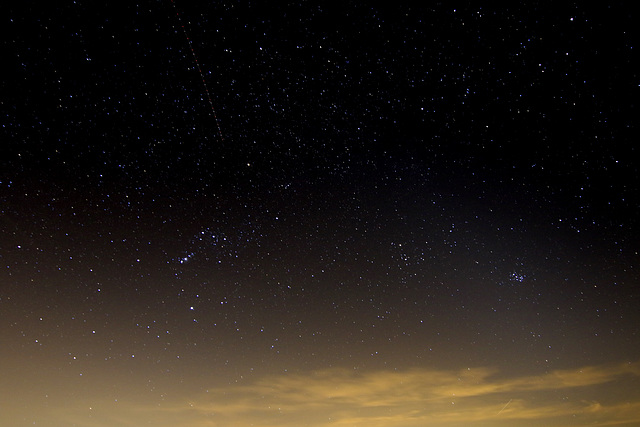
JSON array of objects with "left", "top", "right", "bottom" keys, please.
[
  {"left": 6, "top": 361, "right": 640, "bottom": 426},
  {"left": 172, "top": 361, "right": 640, "bottom": 427}
]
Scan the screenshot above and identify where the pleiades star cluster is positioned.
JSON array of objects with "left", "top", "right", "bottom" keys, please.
[{"left": 1, "top": 2, "right": 638, "bottom": 426}]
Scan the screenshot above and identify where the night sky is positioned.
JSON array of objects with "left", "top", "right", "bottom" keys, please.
[{"left": 2, "top": 2, "right": 639, "bottom": 426}]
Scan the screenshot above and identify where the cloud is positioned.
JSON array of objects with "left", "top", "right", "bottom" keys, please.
[
  {"left": 5, "top": 361, "right": 639, "bottom": 427},
  {"left": 171, "top": 361, "right": 640, "bottom": 427}
]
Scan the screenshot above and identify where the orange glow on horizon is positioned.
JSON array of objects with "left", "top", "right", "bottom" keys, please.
[{"left": 3, "top": 360, "right": 640, "bottom": 426}]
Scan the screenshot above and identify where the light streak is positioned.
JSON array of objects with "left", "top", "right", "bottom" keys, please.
[
  {"left": 497, "top": 398, "right": 512, "bottom": 415},
  {"left": 170, "top": 0, "right": 224, "bottom": 142}
]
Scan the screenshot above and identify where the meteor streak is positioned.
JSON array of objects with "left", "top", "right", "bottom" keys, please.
[{"left": 497, "top": 399, "right": 512, "bottom": 415}]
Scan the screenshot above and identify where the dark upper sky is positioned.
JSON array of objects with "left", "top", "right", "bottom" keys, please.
[{"left": 1, "top": 2, "right": 639, "bottom": 426}]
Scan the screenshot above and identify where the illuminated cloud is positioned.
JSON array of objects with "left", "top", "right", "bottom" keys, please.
[
  {"left": 4, "top": 361, "right": 639, "bottom": 426},
  {"left": 166, "top": 361, "right": 640, "bottom": 427}
]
